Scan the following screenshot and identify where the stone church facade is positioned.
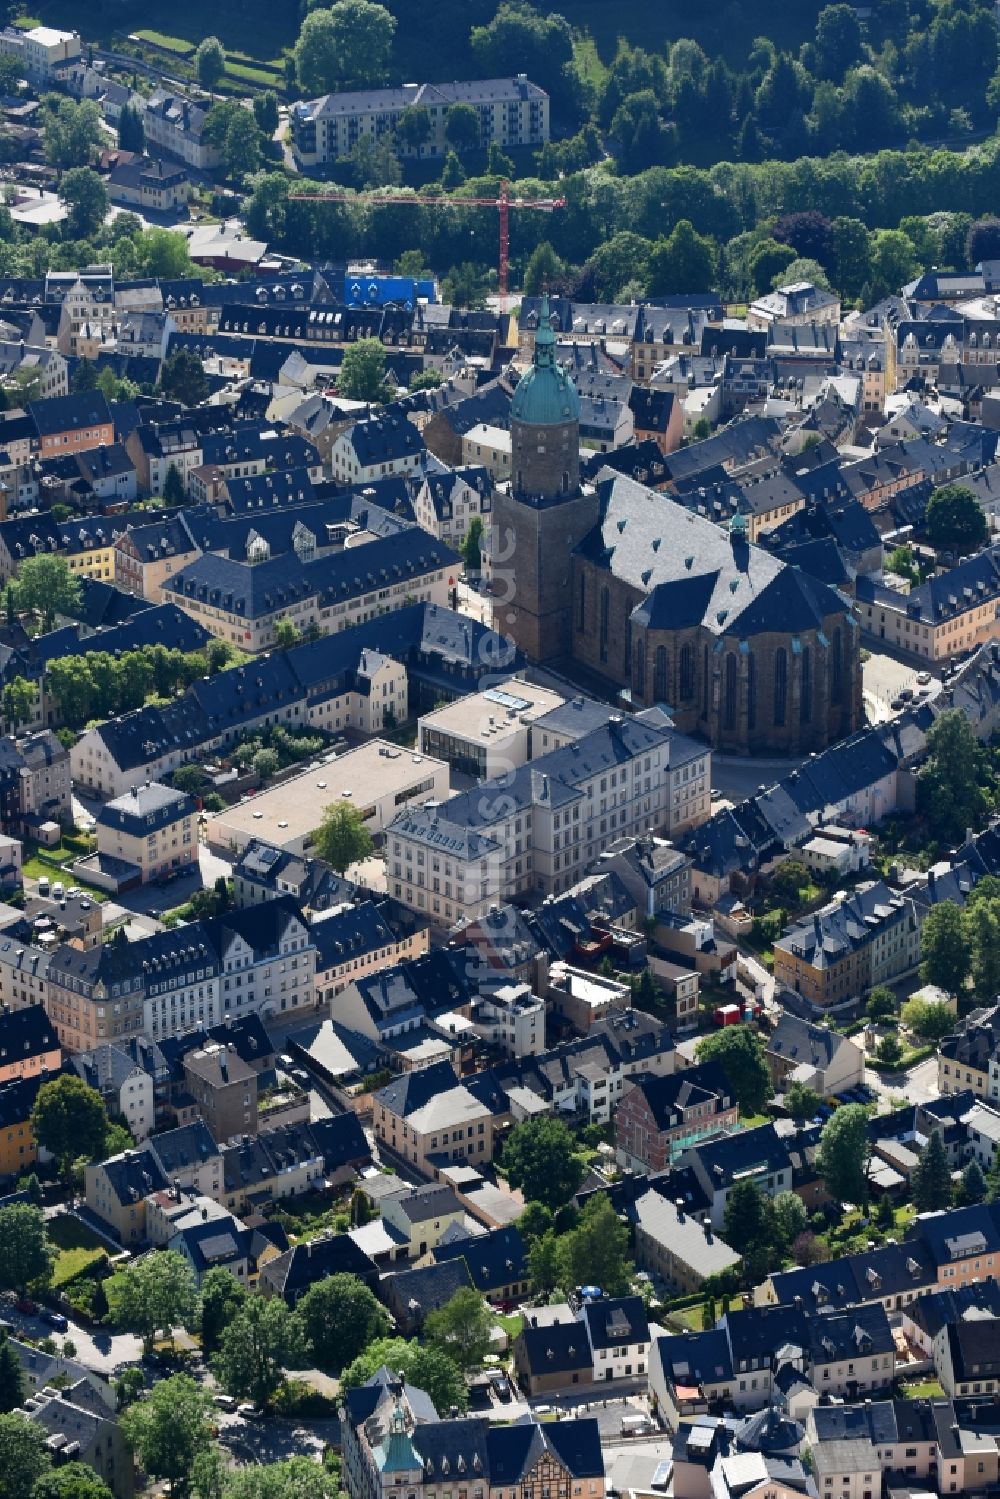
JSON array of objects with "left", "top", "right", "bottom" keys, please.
[{"left": 493, "top": 301, "right": 862, "bottom": 754}]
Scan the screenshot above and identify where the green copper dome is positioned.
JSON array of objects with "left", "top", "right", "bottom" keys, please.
[{"left": 511, "top": 296, "right": 580, "bottom": 426}]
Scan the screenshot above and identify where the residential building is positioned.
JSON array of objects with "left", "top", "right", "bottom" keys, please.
[
  {"left": 680, "top": 1122, "right": 794, "bottom": 1229},
  {"left": 615, "top": 1061, "right": 738, "bottom": 1172},
  {"left": 765, "top": 1014, "right": 866, "bottom": 1096},
  {"left": 856, "top": 546, "right": 1000, "bottom": 662},
  {"left": 413, "top": 466, "right": 492, "bottom": 548},
  {"left": 329, "top": 411, "right": 426, "bottom": 486},
  {"left": 17, "top": 1381, "right": 133, "bottom": 1499},
  {"left": 92, "top": 780, "right": 198, "bottom": 887},
  {"left": 0, "top": 1003, "right": 60, "bottom": 1084},
  {"left": 84, "top": 1146, "right": 169, "bottom": 1244},
  {"left": 372, "top": 1059, "right": 509, "bottom": 1176},
  {"left": 0, "top": 25, "right": 80, "bottom": 85},
  {"left": 164, "top": 529, "right": 455, "bottom": 652},
  {"left": 182, "top": 1042, "right": 258, "bottom": 1142},
  {"left": 143, "top": 90, "right": 223, "bottom": 170},
  {"left": 940, "top": 1005, "right": 1000, "bottom": 1099},
  {"left": 747, "top": 282, "right": 841, "bottom": 332},
  {"left": 773, "top": 881, "right": 917, "bottom": 1008},
  {"left": 0, "top": 1073, "right": 46, "bottom": 1177},
  {"left": 291, "top": 77, "right": 549, "bottom": 168},
  {"left": 259, "top": 1229, "right": 379, "bottom": 1305},
  {"left": 106, "top": 156, "right": 190, "bottom": 213},
  {"left": 633, "top": 1188, "right": 741, "bottom": 1294},
  {"left": 69, "top": 1043, "right": 155, "bottom": 1141},
  {"left": 416, "top": 681, "right": 567, "bottom": 779},
  {"left": 28, "top": 392, "right": 114, "bottom": 459}
]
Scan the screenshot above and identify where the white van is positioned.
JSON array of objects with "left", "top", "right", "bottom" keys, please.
[
  {"left": 52, "top": 881, "right": 64, "bottom": 899},
  {"left": 37, "top": 876, "right": 49, "bottom": 895}
]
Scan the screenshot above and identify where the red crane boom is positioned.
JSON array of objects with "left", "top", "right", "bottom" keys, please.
[{"left": 288, "top": 178, "right": 565, "bottom": 306}]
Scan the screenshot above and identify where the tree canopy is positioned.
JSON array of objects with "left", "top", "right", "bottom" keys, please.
[
  {"left": 925, "top": 484, "right": 989, "bottom": 552},
  {"left": 294, "top": 1274, "right": 390, "bottom": 1374},
  {"left": 696, "top": 1026, "right": 772, "bottom": 1115},
  {"left": 313, "top": 800, "right": 374, "bottom": 874},
  {"left": 817, "top": 1103, "right": 871, "bottom": 1204},
  {"left": 502, "top": 1115, "right": 584, "bottom": 1208}
]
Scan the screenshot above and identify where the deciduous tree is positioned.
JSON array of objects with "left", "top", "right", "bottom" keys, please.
[
  {"left": 104, "top": 1251, "right": 198, "bottom": 1354},
  {"left": 337, "top": 337, "right": 388, "bottom": 402},
  {"left": 696, "top": 1026, "right": 772, "bottom": 1115},
  {"left": 212, "top": 1296, "right": 304, "bottom": 1410},
  {"left": 13, "top": 555, "right": 81, "bottom": 630},
  {"left": 194, "top": 37, "right": 226, "bottom": 89},
  {"left": 120, "top": 1374, "right": 212, "bottom": 1496},
  {"left": 294, "top": 0, "right": 396, "bottom": 94},
  {"left": 817, "top": 1102, "right": 871, "bottom": 1204},
  {"left": 424, "top": 1286, "right": 493, "bottom": 1372},
  {"left": 294, "top": 1274, "right": 389, "bottom": 1374},
  {"left": 502, "top": 1116, "right": 583, "bottom": 1209},
  {"left": 314, "top": 800, "right": 374, "bottom": 874},
  {"left": 198, "top": 1266, "right": 246, "bottom": 1358},
  {"left": 31, "top": 1075, "right": 107, "bottom": 1178}
]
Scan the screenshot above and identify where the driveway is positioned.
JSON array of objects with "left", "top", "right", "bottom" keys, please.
[
  {"left": 4, "top": 1304, "right": 143, "bottom": 1375},
  {"left": 865, "top": 1053, "right": 939, "bottom": 1107}
]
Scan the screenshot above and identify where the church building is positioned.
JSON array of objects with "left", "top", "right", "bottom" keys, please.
[{"left": 492, "top": 300, "right": 862, "bottom": 754}]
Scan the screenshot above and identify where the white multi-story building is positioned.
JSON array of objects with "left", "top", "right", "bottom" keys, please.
[
  {"left": 388, "top": 710, "right": 709, "bottom": 926},
  {"left": 292, "top": 76, "right": 548, "bottom": 168}
]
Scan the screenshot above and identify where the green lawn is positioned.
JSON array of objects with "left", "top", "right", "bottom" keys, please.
[
  {"left": 899, "top": 1378, "right": 945, "bottom": 1400},
  {"left": 131, "top": 29, "right": 193, "bottom": 54},
  {"left": 21, "top": 839, "right": 106, "bottom": 902},
  {"left": 496, "top": 1312, "right": 523, "bottom": 1342},
  {"left": 47, "top": 1215, "right": 107, "bottom": 1289}
]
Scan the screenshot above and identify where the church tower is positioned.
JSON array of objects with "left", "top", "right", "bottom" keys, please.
[{"left": 492, "top": 298, "right": 597, "bottom": 661}]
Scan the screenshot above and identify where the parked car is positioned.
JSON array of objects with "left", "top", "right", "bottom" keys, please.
[
  {"left": 916, "top": 670, "right": 931, "bottom": 685},
  {"left": 39, "top": 1309, "right": 67, "bottom": 1332}
]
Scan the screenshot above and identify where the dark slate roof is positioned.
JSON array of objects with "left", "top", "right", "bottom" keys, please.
[
  {"left": 623, "top": 1061, "right": 733, "bottom": 1132},
  {"left": 381, "top": 1257, "right": 472, "bottom": 1317},
  {"left": 263, "top": 1233, "right": 378, "bottom": 1298},
  {"left": 165, "top": 528, "right": 456, "bottom": 619},
  {"left": 100, "top": 1146, "right": 168, "bottom": 1206},
  {"left": 28, "top": 391, "right": 112, "bottom": 437},
  {"left": 96, "top": 781, "right": 196, "bottom": 837},
  {"left": 580, "top": 1294, "right": 649, "bottom": 1349},
  {"left": 434, "top": 1223, "right": 529, "bottom": 1293},
  {"left": 0, "top": 1002, "right": 58, "bottom": 1065},
  {"left": 517, "top": 1320, "right": 593, "bottom": 1377}
]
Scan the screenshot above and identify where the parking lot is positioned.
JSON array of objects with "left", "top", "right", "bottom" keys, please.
[{"left": 863, "top": 651, "right": 939, "bottom": 723}]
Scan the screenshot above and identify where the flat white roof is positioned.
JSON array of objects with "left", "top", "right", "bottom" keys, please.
[
  {"left": 26, "top": 26, "right": 77, "bottom": 45},
  {"left": 419, "top": 680, "right": 565, "bottom": 745},
  {"left": 463, "top": 422, "right": 511, "bottom": 451},
  {"left": 207, "top": 739, "right": 449, "bottom": 846}
]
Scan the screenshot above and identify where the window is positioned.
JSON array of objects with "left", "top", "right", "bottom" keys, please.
[
  {"left": 577, "top": 573, "right": 585, "bottom": 631},
  {"left": 680, "top": 643, "right": 695, "bottom": 700},
  {"left": 831, "top": 626, "right": 843, "bottom": 704},
  {"left": 599, "top": 587, "right": 610, "bottom": 664},
  {"left": 654, "top": 646, "right": 667, "bottom": 701},
  {"left": 801, "top": 646, "right": 812, "bottom": 725},
  {"left": 634, "top": 640, "right": 645, "bottom": 697},
  {"left": 724, "top": 653, "right": 737, "bottom": 731},
  {"left": 774, "top": 647, "right": 787, "bottom": 726},
  {"left": 747, "top": 650, "right": 756, "bottom": 731}
]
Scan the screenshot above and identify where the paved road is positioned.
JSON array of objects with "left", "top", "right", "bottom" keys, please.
[{"left": 710, "top": 752, "right": 806, "bottom": 804}]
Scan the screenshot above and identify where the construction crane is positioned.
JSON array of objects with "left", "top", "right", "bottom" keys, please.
[{"left": 288, "top": 178, "right": 565, "bottom": 307}]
